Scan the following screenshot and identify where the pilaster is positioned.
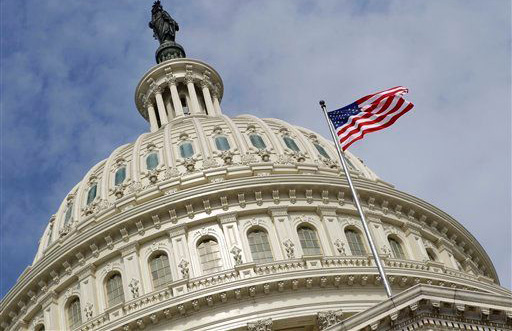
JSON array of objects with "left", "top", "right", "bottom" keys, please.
[
  {"left": 268, "top": 207, "right": 298, "bottom": 258},
  {"left": 218, "top": 213, "right": 244, "bottom": 265},
  {"left": 77, "top": 264, "right": 98, "bottom": 320},
  {"left": 317, "top": 206, "right": 342, "bottom": 255},
  {"left": 41, "top": 291, "right": 61, "bottom": 331},
  {"left": 121, "top": 243, "right": 144, "bottom": 301},
  {"left": 169, "top": 227, "right": 192, "bottom": 280}
]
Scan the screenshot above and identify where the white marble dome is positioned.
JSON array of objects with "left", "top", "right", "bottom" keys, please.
[{"left": 1, "top": 57, "right": 508, "bottom": 331}]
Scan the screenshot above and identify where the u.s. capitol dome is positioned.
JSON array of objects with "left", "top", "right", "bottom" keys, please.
[{"left": 1, "top": 3, "right": 510, "bottom": 331}]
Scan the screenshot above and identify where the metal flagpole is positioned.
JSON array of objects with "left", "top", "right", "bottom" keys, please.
[{"left": 319, "top": 100, "right": 393, "bottom": 298}]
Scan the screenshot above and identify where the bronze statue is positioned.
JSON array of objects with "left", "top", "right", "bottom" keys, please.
[{"left": 149, "top": 1, "right": 179, "bottom": 44}]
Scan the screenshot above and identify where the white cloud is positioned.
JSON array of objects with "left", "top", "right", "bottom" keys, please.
[{"left": 1, "top": 0, "right": 510, "bottom": 297}]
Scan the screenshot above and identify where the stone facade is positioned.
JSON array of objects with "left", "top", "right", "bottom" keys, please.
[{"left": 0, "top": 56, "right": 510, "bottom": 331}]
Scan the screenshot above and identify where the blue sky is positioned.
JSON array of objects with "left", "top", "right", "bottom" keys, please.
[{"left": 1, "top": 0, "right": 510, "bottom": 298}]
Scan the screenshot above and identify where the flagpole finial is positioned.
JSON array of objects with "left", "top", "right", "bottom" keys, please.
[{"left": 319, "top": 100, "right": 326, "bottom": 108}]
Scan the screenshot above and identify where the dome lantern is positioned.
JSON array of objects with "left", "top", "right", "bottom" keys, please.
[{"left": 136, "top": 2, "right": 224, "bottom": 132}]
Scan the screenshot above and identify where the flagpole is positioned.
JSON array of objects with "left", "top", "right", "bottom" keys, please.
[{"left": 319, "top": 100, "right": 393, "bottom": 298}]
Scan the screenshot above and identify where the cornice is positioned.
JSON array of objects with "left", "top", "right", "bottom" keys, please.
[{"left": 0, "top": 174, "right": 503, "bottom": 328}]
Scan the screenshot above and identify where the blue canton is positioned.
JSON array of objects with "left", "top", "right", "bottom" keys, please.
[{"left": 327, "top": 102, "right": 361, "bottom": 130}]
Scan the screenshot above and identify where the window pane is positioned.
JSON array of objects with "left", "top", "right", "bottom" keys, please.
[
  {"left": 198, "top": 239, "right": 222, "bottom": 274},
  {"left": 67, "top": 298, "right": 82, "bottom": 329},
  {"left": 248, "top": 230, "right": 273, "bottom": 263},
  {"left": 179, "top": 143, "right": 194, "bottom": 158},
  {"left": 249, "top": 134, "right": 266, "bottom": 149},
  {"left": 283, "top": 136, "right": 300, "bottom": 152},
  {"left": 146, "top": 153, "right": 159, "bottom": 170},
  {"left": 106, "top": 274, "right": 125, "bottom": 307},
  {"left": 86, "top": 184, "right": 97, "bottom": 205},
  {"left": 149, "top": 253, "right": 173, "bottom": 290},
  {"left": 389, "top": 238, "right": 405, "bottom": 259},
  {"left": 114, "top": 167, "right": 126, "bottom": 186},
  {"left": 215, "top": 136, "right": 230, "bottom": 151},
  {"left": 314, "top": 143, "right": 330, "bottom": 159},
  {"left": 64, "top": 204, "right": 73, "bottom": 225},
  {"left": 298, "top": 227, "right": 322, "bottom": 256},
  {"left": 345, "top": 230, "right": 366, "bottom": 256}
]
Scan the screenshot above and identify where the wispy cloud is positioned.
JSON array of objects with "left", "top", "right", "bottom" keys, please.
[{"left": 1, "top": 0, "right": 510, "bottom": 297}]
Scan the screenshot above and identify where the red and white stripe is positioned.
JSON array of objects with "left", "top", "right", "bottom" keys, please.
[{"left": 337, "top": 86, "right": 413, "bottom": 151}]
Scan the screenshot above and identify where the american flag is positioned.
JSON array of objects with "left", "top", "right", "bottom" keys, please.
[{"left": 327, "top": 86, "right": 414, "bottom": 151}]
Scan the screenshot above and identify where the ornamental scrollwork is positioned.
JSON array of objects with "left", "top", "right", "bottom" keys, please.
[
  {"left": 129, "top": 278, "right": 140, "bottom": 298},
  {"left": 283, "top": 239, "right": 295, "bottom": 259},
  {"left": 317, "top": 309, "right": 343, "bottom": 330}
]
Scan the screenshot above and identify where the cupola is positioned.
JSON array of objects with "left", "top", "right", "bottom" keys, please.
[{"left": 135, "top": 1, "right": 224, "bottom": 132}]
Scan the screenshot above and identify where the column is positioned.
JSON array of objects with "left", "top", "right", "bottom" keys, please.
[
  {"left": 167, "top": 77, "right": 184, "bottom": 117},
  {"left": 41, "top": 292, "right": 61, "bottom": 330},
  {"left": 218, "top": 213, "right": 244, "bottom": 265},
  {"left": 366, "top": 217, "right": 389, "bottom": 256},
  {"left": 169, "top": 227, "right": 191, "bottom": 297},
  {"left": 154, "top": 89, "right": 169, "bottom": 125},
  {"left": 145, "top": 101, "right": 158, "bottom": 132},
  {"left": 268, "top": 207, "right": 298, "bottom": 258},
  {"left": 78, "top": 265, "right": 98, "bottom": 320},
  {"left": 317, "top": 207, "right": 342, "bottom": 256},
  {"left": 200, "top": 80, "right": 216, "bottom": 116},
  {"left": 403, "top": 226, "right": 427, "bottom": 260},
  {"left": 121, "top": 243, "right": 143, "bottom": 301},
  {"left": 212, "top": 84, "right": 222, "bottom": 115},
  {"left": 185, "top": 74, "right": 201, "bottom": 115}
]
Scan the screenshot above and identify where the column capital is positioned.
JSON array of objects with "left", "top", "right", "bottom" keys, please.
[
  {"left": 166, "top": 74, "right": 177, "bottom": 85},
  {"left": 168, "top": 226, "right": 186, "bottom": 238},
  {"left": 77, "top": 264, "right": 97, "bottom": 280},
  {"left": 217, "top": 213, "right": 237, "bottom": 224},
  {"left": 268, "top": 206, "right": 288, "bottom": 217},
  {"left": 184, "top": 73, "right": 195, "bottom": 85},
  {"left": 143, "top": 99, "right": 154, "bottom": 109},
  {"left": 120, "top": 242, "right": 140, "bottom": 257},
  {"left": 316, "top": 206, "right": 337, "bottom": 217}
]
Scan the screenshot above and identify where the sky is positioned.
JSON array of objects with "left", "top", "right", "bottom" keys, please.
[{"left": 1, "top": 0, "right": 510, "bottom": 298}]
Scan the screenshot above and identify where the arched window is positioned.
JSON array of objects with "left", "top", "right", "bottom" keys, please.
[
  {"left": 215, "top": 136, "right": 230, "bottom": 151},
  {"left": 86, "top": 184, "right": 97, "bottom": 205},
  {"left": 283, "top": 136, "right": 300, "bottom": 152},
  {"left": 179, "top": 142, "right": 194, "bottom": 158},
  {"left": 345, "top": 229, "right": 366, "bottom": 256},
  {"left": 249, "top": 134, "right": 266, "bottom": 150},
  {"left": 34, "top": 324, "right": 45, "bottom": 331},
  {"left": 64, "top": 204, "right": 73, "bottom": 225},
  {"left": 67, "top": 297, "right": 82, "bottom": 329},
  {"left": 146, "top": 153, "right": 159, "bottom": 170},
  {"left": 197, "top": 238, "right": 222, "bottom": 274},
  {"left": 314, "top": 143, "right": 330, "bottom": 159},
  {"left": 247, "top": 229, "right": 273, "bottom": 263},
  {"left": 426, "top": 248, "right": 437, "bottom": 261},
  {"left": 106, "top": 273, "right": 125, "bottom": 307},
  {"left": 297, "top": 226, "right": 322, "bottom": 256},
  {"left": 388, "top": 237, "right": 405, "bottom": 259},
  {"left": 149, "top": 252, "right": 173, "bottom": 290},
  {"left": 114, "top": 167, "right": 126, "bottom": 186}
]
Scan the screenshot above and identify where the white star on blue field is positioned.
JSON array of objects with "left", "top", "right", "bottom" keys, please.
[{"left": 328, "top": 102, "right": 361, "bottom": 129}]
